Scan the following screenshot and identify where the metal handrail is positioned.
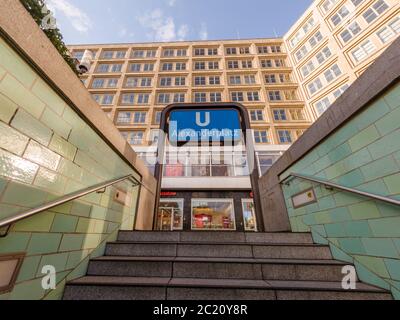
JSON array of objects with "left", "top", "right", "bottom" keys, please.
[
  {"left": 0, "top": 174, "right": 139, "bottom": 233},
  {"left": 281, "top": 173, "right": 400, "bottom": 207}
]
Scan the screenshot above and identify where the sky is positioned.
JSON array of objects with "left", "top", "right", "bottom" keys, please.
[{"left": 45, "top": 0, "right": 314, "bottom": 45}]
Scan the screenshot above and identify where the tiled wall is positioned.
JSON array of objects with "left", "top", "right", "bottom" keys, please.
[
  {"left": 0, "top": 37, "right": 141, "bottom": 300},
  {"left": 280, "top": 82, "right": 400, "bottom": 299}
]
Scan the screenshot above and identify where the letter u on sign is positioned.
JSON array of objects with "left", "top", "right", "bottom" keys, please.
[{"left": 196, "top": 112, "right": 210, "bottom": 127}]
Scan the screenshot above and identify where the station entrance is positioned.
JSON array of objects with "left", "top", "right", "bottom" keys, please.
[{"left": 153, "top": 103, "right": 263, "bottom": 232}]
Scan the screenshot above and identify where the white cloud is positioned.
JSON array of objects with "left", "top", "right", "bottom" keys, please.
[
  {"left": 167, "top": 0, "right": 177, "bottom": 7},
  {"left": 178, "top": 24, "right": 189, "bottom": 40},
  {"left": 199, "top": 22, "right": 208, "bottom": 40},
  {"left": 46, "top": 0, "right": 92, "bottom": 33},
  {"left": 138, "top": 8, "right": 189, "bottom": 42},
  {"left": 118, "top": 27, "right": 128, "bottom": 38}
]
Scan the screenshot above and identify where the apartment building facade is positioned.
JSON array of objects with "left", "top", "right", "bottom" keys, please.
[
  {"left": 68, "top": 39, "right": 311, "bottom": 232},
  {"left": 284, "top": 0, "right": 400, "bottom": 118}
]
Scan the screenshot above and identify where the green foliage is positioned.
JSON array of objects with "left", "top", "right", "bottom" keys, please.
[{"left": 20, "top": 0, "right": 79, "bottom": 75}]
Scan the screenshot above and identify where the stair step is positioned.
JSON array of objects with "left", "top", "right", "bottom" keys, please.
[
  {"left": 117, "top": 231, "right": 313, "bottom": 244},
  {"left": 105, "top": 242, "right": 332, "bottom": 260},
  {"left": 88, "top": 256, "right": 348, "bottom": 281},
  {"left": 63, "top": 276, "right": 392, "bottom": 300}
]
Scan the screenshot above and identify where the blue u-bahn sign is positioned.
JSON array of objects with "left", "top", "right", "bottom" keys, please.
[{"left": 169, "top": 109, "right": 242, "bottom": 142}]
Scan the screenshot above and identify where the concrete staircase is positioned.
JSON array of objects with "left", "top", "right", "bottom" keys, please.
[{"left": 63, "top": 231, "right": 392, "bottom": 300}]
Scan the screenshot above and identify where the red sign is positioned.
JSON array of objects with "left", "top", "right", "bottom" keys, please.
[{"left": 160, "top": 192, "right": 177, "bottom": 197}]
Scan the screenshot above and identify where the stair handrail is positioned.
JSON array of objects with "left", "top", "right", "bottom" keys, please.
[
  {"left": 0, "top": 174, "right": 140, "bottom": 236},
  {"left": 281, "top": 173, "right": 400, "bottom": 207}
]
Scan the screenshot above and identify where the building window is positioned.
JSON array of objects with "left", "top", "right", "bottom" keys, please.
[
  {"left": 278, "top": 130, "right": 293, "bottom": 144},
  {"left": 301, "top": 61, "right": 315, "bottom": 78},
  {"left": 121, "top": 93, "right": 135, "bottom": 105},
  {"left": 261, "top": 60, "right": 273, "bottom": 68},
  {"left": 194, "top": 62, "right": 206, "bottom": 70},
  {"left": 316, "top": 47, "right": 332, "bottom": 64},
  {"left": 117, "top": 112, "right": 131, "bottom": 124},
  {"left": 133, "top": 112, "right": 147, "bottom": 124},
  {"left": 226, "top": 48, "right": 237, "bottom": 55},
  {"left": 129, "top": 63, "right": 141, "bottom": 72},
  {"left": 195, "top": 76, "right": 207, "bottom": 86},
  {"left": 208, "top": 61, "right": 219, "bottom": 70},
  {"left": 144, "top": 63, "right": 155, "bottom": 71},
  {"left": 194, "top": 92, "right": 207, "bottom": 103},
  {"left": 273, "top": 109, "right": 287, "bottom": 121},
  {"left": 240, "top": 47, "right": 250, "bottom": 54},
  {"left": 160, "top": 77, "right": 172, "bottom": 87},
  {"left": 315, "top": 97, "right": 331, "bottom": 115},
  {"left": 268, "top": 91, "right": 282, "bottom": 101},
  {"left": 257, "top": 153, "right": 280, "bottom": 176},
  {"left": 244, "top": 75, "right": 256, "bottom": 84},
  {"left": 247, "top": 92, "right": 260, "bottom": 101},
  {"left": 309, "top": 31, "right": 323, "bottom": 48},
  {"left": 363, "top": 0, "right": 389, "bottom": 24},
  {"left": 191, "top": 199, "right": 236, "bottom": 231},
  {"left": 92, "top": 78, "right": 105, "bottom": 88},
  {"left": 254, "top": 130, "right": 269, "bottom": 144},
  {"left": 101, "top": 51, "right": 115, "bottom": 59},
  {"left": 231, "top": 92, "right": 244, "bottom": 102},
  {"left": 194, "top": 48, "right": 205, "bottom": 56},
  {"left": 210, "top": 92, "right": 222, "bottom": 102},
  {"left": 162, "top": 63, "right": 173, "bottom": 71},
  {"left": 158, "top": 93, "right": 170, "bottom": 104},
  {"left": 163, "top": 49, "right": 175, "bottom": 57},
  {"left": 125, "top": 77, "right": 139, "bottom": 88},
  {"left": 340, "top": 22, "right": 362, "bottom": 43},
  {"left": 209, "top": 76, "right": 220, "bottom": 85},
  {"left": 137, "top": 93, "right": 150, "bottom": 104},
  {"left": 132, "top": 50, "right": 145, "bottom": 58},
  {"left": 174, "top": 93, "right": 185, "bottom": 103},
  {"left": 176, "top": 63, "right": 186, "bottom": 71},
  {"left": 289, "top": 109, "right": 305, "bottom": 121},
  {"left": 154, "top": 111, "right": 162, "bottom": 124},
  {"left": 96, "top": 64, "right": 109, "bottom": 73},
  {"left": 228, "top": 61, "right": 239, "bottom": 69},
  {"left": 322, "top": 0, "right": 338, "bottom": 13},
  {"left": 146, "top": 50, "right": 157, "bottom": 57},
  {"left": 250, "top": 110, "right": 264, "bottom": 122},
  {"left": 175, "top": 77, "right": 186, "bottom": 86},
  {"left": 333, "top": 84, "right": 350, "bottom": 99},
  {"left": 352, "top": 40, "right": 377, "bottom": 62},
  {"left": 208, "top": 48, "right": 218, "bottom": 55},
  {"left": 242, "top": 60, "right": 253, "bottom": 68},
  {"left": 229, "top": 76, "right": 241, "bottom": 85},
  {"left": 141, "top": 78, "right": 152, "bottom": 87},
  {"left": 177, "top": 49, "right": 187, "bottom": 56},
  {"left": 116, "top": 51, "right": 126, "bottom": 58},
  {"left": 265, "top": 74, "right": 277, "bottom": 83},
  {"left": 308, "top": 78, "right": 323, "bottom": 95},
  {"left": 93, "top": 94, "right": 114, "bottom": 105},
  {"left": 324, "top": 64, "right": 342, "bottom": 82},
  {"left": 129, "top": 131, "right": 144, "bottom": 145},
  {"left": 377, "top": 17, "right": 400, "bottom": 43},
  {"left": 331, "top": 5, "right": 350, "bottom": 26},
  {"left": 73, "top": 51, "right": 84, "bottom": 60},
  {"left": 157, "top": 199, "right": 184, "bottom": 231}
]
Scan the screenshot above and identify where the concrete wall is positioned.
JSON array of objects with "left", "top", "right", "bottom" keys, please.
[
  {"left": 0, "top": 1, "right": 156, "bottom": 299},
  {"left": 259, "top": 37, "right": 400, "bottom": 298}
]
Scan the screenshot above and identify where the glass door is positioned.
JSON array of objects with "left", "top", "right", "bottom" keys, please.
[
  {"left": 242, "top": 199, "right": 257, "bottom": 232},
  {"left": 157, "top": 199, "right": 184, "bottom": 231}
]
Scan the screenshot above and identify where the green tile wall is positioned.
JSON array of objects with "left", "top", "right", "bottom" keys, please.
[
  {"left": 281, "top": 83, "right": 400, "bottom": 299},
  {"left": 0, "top": 38, "right": 141, "bottom": 300}
]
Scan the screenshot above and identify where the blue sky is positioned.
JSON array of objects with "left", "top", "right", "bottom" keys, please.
[{"left": 45, "top": 0, "right": 313, "bottom": 45}]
